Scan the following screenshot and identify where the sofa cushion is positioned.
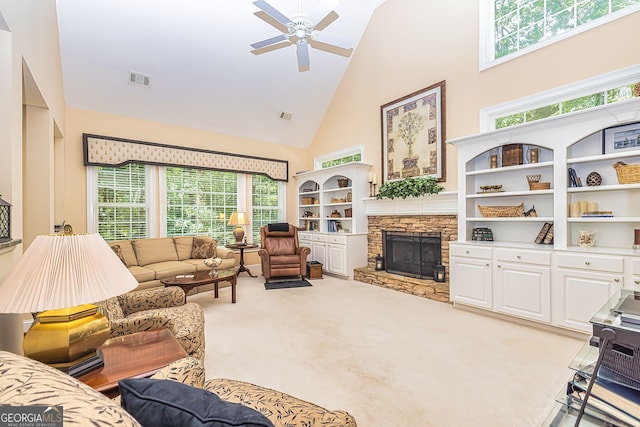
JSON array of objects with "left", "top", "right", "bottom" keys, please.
[
  {"left": 144, "top": 261, "right": 195, "bottom": 280},
  {"left": 191, "top": 237, "right": 217, "bottom": 259},
  {"left": 128, "top": 265, "right": 157, "bottom": 283},
  {"left": 0, "top": 351, "right": 140, "bottom": 426},
  {"left": 133, "top": 238, "right": 179, "bottom": 266},
  {"left": 109, "top": 240, "right": 139, "bottom": 267},
  {"left": 111, "top": 244, "right": 127, "bottom": 265},
  {"left": 173, "top": 236, "right": 195, "bottom": 260},
  {"left": 119, "top": 378, "right": 274, "bottom": 427}
]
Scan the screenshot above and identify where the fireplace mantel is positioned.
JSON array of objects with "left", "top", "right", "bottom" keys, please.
[{"left": 363, "top": 191, "right": 458, "bottom": 216}]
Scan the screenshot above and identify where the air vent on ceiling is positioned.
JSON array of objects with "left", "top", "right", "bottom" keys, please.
[
  {"left": 280, "top": 112, "right": 293, "bottom": 120},
  {"left": 129, "top": 71, "right": 151, "bottom": 88}
]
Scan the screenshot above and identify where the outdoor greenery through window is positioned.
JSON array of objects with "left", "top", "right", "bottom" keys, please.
[
  {"left": 251, "top": 174, "right": 282, "bottom": 244},
  {"left": 493, "top": 0, "right": 640, "bottom": 61},
  {"left": 321, "top": 152, "right": 361, "bottom": 168},
  {"left": 96, "top": 163, "right": 147, "bottom": 240},
  {"left": 165, "top": 167, "right": 238, "bottom": 244},
  {"left": 495, "top": 82, "right": 640, "bottom": 129}
]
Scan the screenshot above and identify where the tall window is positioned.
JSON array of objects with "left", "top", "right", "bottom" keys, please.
[
  {"left": 165, "top": 167, "right": 238, "bottom": 244},
  {"left": 251, "top": 174, "right": 283, "bottom": 244},
  {"left": 482, "top": 0, "right": 640, "bottom": 68},
  {"left": 95, "top": 164, "right": 148, "bottom": 240}
]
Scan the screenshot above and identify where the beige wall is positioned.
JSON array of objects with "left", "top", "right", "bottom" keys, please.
[
  {"left": 0, "top": 0, "right": 65, "bottom": 353},
  {"left": 64, "top": 108, "right": 310, "bottom": 235},
  {"left": 309, "top": 0, "right": 640, "bottom": 192}
]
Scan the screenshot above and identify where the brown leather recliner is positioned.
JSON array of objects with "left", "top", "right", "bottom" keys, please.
[{"left": 258, "top": 223, "right": 311, "bottom": 283}]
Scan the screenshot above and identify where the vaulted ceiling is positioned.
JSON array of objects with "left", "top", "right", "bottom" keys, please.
[{"left": 56, "top": 0, "right": 386, "bottom": 148}]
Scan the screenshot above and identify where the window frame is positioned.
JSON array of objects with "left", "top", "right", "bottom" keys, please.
[
  {"left": 249, "top": 174, "right": 286, "bottom": 244},
  {"left": 314, "top": 144, "right": 365, "bottom": 170},
  {"left": 479, "top": 0, "right": 640, "bottom": 71}
]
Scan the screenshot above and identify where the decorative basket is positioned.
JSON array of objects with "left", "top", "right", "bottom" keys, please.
[
  {"left": 331, "top": 197, "right": 346, "bottom": 203},
  {"left": 301, "top": 197, "right": 315, "bottom": 205},
  {"left": 529, "top": 182, "right": 551, "bottom": 190},
  {"left": 337, "top": 178, "right": 350, "bottom": 188},
  {"left": 613, "top": 162, "right": 640, "bottom": 184},
  {"left": 478, "top": 203, "right": 525, "bottom": 218}
]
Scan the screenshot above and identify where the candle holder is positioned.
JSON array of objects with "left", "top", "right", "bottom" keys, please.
[{"left": 369, "top": 181, "right": 374, "bottom": 197}]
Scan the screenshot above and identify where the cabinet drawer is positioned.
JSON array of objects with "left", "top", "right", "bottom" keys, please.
[
  {"left": 450, "top": 245, "right": 492, "bottom": 259},
  {"left": 631, "top": 259, "right": 640, "bottom": 275},
  {"left": 327, "top": 235, "right": 347, "bottom": 245},
  {"left": 312, "top": 234, "right": 327, "bottom": 242},
  {"left": 556, "top": 252, "right": 623, "bottom": 273},
  {"left": 298, "top": 232, "right": 311, "bottom": 241},
  {"left": 494, "top": 248, "right": 551, "bottom": 265}
]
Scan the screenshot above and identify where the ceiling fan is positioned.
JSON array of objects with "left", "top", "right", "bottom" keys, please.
[{"left": 250, "top": 0, "right": 354, "bottom": 72}]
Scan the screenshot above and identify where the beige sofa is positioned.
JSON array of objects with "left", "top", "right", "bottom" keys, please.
[{"left": 108, "top": 235, "right": 236, "bottom": 293}]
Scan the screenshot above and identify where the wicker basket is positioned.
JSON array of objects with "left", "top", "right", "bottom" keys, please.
[
  {"left": 478, "top": 203, "right": 525, "bottom": 218},
  {"left": 301, "top": 197, "right": 315, "bottom": 205},
  {"left": 613, "top": 162, "right": 640, "bottom": 184},
  {"left": 529, "top": 182, "right": 551, "bottom": 190}
]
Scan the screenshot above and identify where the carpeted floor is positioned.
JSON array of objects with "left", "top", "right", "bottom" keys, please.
[{"left": 189, "top": 270, "right": 586, "bottom": 427}]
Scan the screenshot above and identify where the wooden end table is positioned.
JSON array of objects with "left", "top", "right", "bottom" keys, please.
[
  {"left": 78, "top": 329, "right": 187, "bottom": 398},
  {"left": 161, "top": 269, "right": 237, "bottom": 303},
  {"left": 226, "top": 244, "right": 258, "bottom": 277}
]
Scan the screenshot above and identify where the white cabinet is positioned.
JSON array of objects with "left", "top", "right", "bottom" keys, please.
[
  {"left": 450, "top": 244, "right": 492, "bottom": 309},
  {"left": 299, "top": 231, "right": 366, "bottom": 279},
  {"left": 553, "top": 252, "right": 623, "bottom": 332},
  {"left": 326, "top": 240, "right": 346, "bottom": 275},
  {"left": 493, "top": 248, "right": 551, "bottom": 323}
]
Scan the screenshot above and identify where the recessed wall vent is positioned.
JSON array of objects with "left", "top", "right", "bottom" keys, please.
[
  {"left": 129, "top": 71, "right": 151, "bottom": 88},
  {"left": 279, "top": 111, "right": 293, "bottom": 120}
]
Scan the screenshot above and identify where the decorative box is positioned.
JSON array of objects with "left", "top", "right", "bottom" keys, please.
[{"left": 501, "top": 144, "right": 524, "bottom": 167}]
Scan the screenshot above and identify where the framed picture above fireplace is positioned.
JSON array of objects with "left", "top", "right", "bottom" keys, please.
[{"left": 381, "top": 81, "right": 446, "bottom": 183}]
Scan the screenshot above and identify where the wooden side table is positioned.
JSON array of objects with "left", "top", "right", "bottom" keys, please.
[
  {"left": 226, "top": 244, "right": 258, "bottom": 277},
  {"left": 77, "top": 329, "right": 187, "bottom": 398}
]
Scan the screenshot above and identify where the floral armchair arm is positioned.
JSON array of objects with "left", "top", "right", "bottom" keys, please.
[
  {"left": 117, "top": 287, "right": 185, "bottom": 316},
  {"left": 150, "top": 356, "right": 205, "bottom": 388},
  {"left": 107, "top": 314, "right": 176, "bottom": 338}
]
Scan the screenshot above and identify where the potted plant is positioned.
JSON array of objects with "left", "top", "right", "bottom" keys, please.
[{"left": 376, "top": 176, "right": 443, "bottom": 200}]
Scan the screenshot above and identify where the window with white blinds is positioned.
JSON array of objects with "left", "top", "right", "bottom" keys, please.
[
  {"left": 251, "top": 174, "right": 284, "bottom": 244},
  {"left": 95, "top": 164, "right": 148, "bottom": 240},
  {"left": 165, "top": 167, "right": 238, "bottom": 244}
]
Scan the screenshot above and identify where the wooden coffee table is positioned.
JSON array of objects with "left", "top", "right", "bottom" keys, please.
[
  {"left": 161, "top": 269, "right": 237, "bottom": 303},
  {"left": 78, "top": 329, "right": 187, "bottom": 398}
]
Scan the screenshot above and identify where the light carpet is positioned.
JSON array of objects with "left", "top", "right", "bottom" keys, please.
[{"left": 188, "top": 270, "right": 585, "bottom": 427}]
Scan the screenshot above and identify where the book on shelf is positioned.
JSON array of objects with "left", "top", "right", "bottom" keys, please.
[
  {"left": 570, "top": 372, "right": 640, "bottom": 423},
  {"left": 542, "top": 223, "right": 554, "bottom": 244},
  {"left": 581, "top": 211, "right": 614, "bottom": 218},
  {"left": 534, "top": 222, "right": 553, "bottom": 244},
  {"left": 568, "top": 168, "right": 582, "bottom": 188}
]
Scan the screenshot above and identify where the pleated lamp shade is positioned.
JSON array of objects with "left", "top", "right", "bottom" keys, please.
[{"left": 0, "top": 233, "right": 138, "bottom": 314}]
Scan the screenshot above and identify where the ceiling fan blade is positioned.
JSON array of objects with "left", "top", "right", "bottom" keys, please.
[
  {"left": 309, "top": 33, "right": 353, "bottom": 58},
  {"left": 313, "top": 10, "right": 339, "bottom": 31},
  {"left": 296, "top": 41, "right": 310, "bottom": 72},
  {"left": 254, "top": 11, "right": 289, "bottom": 33},
  {"left": 253, "top": 0, "right": 292, "bottom": 26},
  {"left": 251, "top": 34, "right": 288, "bottom": 50},
  {"left": 251, "top": 40, "right": 292, "bottom": 55}
]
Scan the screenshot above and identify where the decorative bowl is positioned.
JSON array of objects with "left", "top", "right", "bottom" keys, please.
[{"left": 204, "top": 257, "right": 223, "bottom": 277}]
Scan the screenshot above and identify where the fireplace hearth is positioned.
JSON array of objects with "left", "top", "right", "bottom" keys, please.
[{"left": 383, "top": 231, "right": 441, "bottom": 279}]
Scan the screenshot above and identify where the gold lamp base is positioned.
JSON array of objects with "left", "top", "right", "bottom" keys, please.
[
  {"left": 233, "top": 226, "right": 245, "bottom": 244},
  {"left": 23, "top": 303, "right": 110, "bottom": 376}
]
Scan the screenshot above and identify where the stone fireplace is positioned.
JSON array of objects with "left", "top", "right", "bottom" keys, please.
[{"left": 354, "top": 193, "right": 457, "bottom": 303}]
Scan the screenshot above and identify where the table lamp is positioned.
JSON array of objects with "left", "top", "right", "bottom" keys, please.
[
  {"left": 228, "top": 212, "right": 250, "bottom": 244},
  {"left": 0, "top": 229, "right": 138, "bottom": 376}
]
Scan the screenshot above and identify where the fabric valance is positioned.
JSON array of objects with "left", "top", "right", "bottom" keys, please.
[{"left": 83, "top": 133, "right": 289, "bottom": 182}]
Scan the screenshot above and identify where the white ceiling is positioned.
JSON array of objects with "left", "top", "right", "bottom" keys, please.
[{"left": 56, "top": 0, "right": 386, "bottom": 148}]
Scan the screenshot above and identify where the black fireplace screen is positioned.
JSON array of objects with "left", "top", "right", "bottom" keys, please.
[{"left": 382, "top": 231, "right": 441, "bottom": 279}]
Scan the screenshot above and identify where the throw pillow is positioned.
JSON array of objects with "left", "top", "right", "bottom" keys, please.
[
  {"left": 119, "top": 378, "right": 274, "bottom": 427},
  {"left": 191, "top": 237, "right": 216, "bottom": 259},
  {"left": 111, "top": 244, "right": 127, "bottom": 265}
]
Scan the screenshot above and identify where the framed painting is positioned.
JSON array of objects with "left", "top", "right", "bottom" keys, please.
[{"left": 381, "top": 81, "right": 446, "bottom": 183}]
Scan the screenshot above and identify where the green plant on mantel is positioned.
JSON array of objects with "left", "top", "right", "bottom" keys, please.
[{"left": 376, "top": 176, "right": 443, "bottom": 200}]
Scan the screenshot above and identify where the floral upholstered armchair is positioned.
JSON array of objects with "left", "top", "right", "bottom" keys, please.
[{"left": 96, "top": 287, "right": 205, "bottom": 362}]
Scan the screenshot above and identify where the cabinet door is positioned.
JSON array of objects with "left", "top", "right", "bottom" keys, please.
[
  {"left": 311, "top": 241, "right": 326, "bottom": 266},
  {"left": 327, "top": 243, "right": 346, "bottom": 275},
  {"left": 494, "top": 262, "right": 551, "bottom": 322},
  {"left": 553, "top": 269, "right": 622, "bottom": 332},
  {"left": 450, "top": 256, "right": 492, "bottom": 309}
]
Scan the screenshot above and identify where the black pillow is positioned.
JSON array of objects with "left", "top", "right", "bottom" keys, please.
[
  {"left": 267, "top": 223, "right": 289, "bottom": 232},
  {"left": 119, "top": 378, "right": 274, "bottom": 427}
]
